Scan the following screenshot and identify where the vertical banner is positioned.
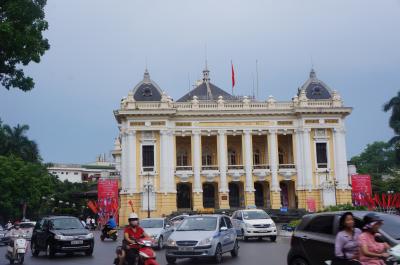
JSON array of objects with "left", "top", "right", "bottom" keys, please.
[
  {"left": 98, "top": 179, "right": 119, "bottom": 226},
  {"left": 306, "top": 198, "right": 316, "bottom": 212},
  {"left": 351, "top": 174, "right": 372, "bottom": 206}
]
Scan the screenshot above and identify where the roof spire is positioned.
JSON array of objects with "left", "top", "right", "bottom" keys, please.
[
  {"left": 310, "top": 68, "right": 316, "bottom": 79},
  {"left": 143, "top": 68, "right": 150, "bottom": 82},
  {"left": 203, "top": 44, "right": 210, "bottom": 83}
]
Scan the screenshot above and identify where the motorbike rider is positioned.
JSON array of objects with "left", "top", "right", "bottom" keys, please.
[
  {"left": 122, "top": 213, "right": 150, "bottom": 265},
  {"left": 8, "top": 222, "right": 25, "bottom": 246},
  {"left": 358, "top": 213, "right": 390, "bottom": 265},
  {"left": 103, "top": 215, "right": 117, "bottom": 236}
]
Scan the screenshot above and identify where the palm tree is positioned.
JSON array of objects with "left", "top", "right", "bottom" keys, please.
[
  {"left": 0, "top": 123, "right": 41, "bottom": 162},
  {"left": 384, "top": 91, "right": 400, "bottom": 162}
]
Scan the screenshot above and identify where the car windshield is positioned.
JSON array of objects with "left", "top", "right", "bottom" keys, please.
[
  {"left": 140, "top": 219, "right": 164, "bottom": 228},
  {"left": 177, "top": 217, "right": 217, "bottom": 231},
  {"left": 380, "top": 214, "right": 400, "bottom": 240},
  {"left": 243, "top": 211, "right": 270, "bottom": 220},
  {"left": 51, "top": 218, "right": 83, "bottom": 230}
]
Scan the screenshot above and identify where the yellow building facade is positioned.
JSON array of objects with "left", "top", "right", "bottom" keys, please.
[{"left": 113, "top": 68, "right": 353, "bottom": 224}]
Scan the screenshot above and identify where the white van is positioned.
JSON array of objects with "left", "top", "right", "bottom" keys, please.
[{"left": 231, "top": 209, "right": 277, "bottom": 241}]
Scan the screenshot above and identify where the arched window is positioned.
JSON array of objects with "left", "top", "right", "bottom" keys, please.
[
  {"left": 228, "top": 149, "right": 237, "bottom": 165},
  {"left": 253, "top": 149, "right": 261, "bottom": 165},
  {"left": 202, "top": 148, "right": 212, "bottom": 166},
  {"left": 177, "top": 149, "right": 188, "bottom": 166}
]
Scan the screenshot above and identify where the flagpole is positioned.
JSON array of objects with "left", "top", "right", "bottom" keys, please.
[{"left": 256, "top": 59, "right": 259, "bottom": 100}]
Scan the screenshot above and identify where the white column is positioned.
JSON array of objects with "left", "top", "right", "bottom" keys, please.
[
  {"left": 294, "top": 129, "right": 304, "bottom": 190},
  {"left": 218, "top": 130, "right": 228, "bottom": 192},
  {"left": 244, "top": 130, "right": 255, "bottom": 192},
  {"left": 268, "top": 129, "right": 279, "bottom": 192},
  {"left": 127, "top": 130, "right": 137, "bottom": 193},
  {"left": 160, "top": 130, "right": 168, "bottom": 193},
  {"left": 168, "top": 131, "right": 176, "bottom": 193},
  {"left": 193, "top": 130, "right": 202, "bottom": 193},
  {"left": 334, "top": 127, "right": 350, "bottom": 189},
  {"left": 120, "top": 132, "right": 128, "bottom": 192},
  {"left": 302, "top": 128, "right": 313, "bottom": 191}
]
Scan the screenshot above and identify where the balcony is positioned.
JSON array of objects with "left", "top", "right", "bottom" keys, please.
[
  {"left": 278, "top": 164, "right": 296, "bottom": 180},
  {"left": 141, "top": 166, "right": 155, "bottom": 174},
  {"left": 175, "top": 166, "right": 193, "bottom": 183},
  {"left": 253, "top": 164, "right": 271, "bottom": 181},
  {"left": 227, "top": 165, "right": 245, "bottom": 182},
  {"left": 201, "top": 165, "right": 219, "bottom": 182}
]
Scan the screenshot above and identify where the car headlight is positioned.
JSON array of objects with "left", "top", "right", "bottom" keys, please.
[
  {"left": 85, "top": 233, "right": 94, "bottom": 239},
  {"left": 151, "top": 234, "right": 158, "bottom": 239},
  {"left": 271, "top": 222, "right": 276, "bottom": 228},
  {"left": 166, "top": 238, "right": 176, "bottom": 247},
  {"left": 197, "top": 237, "right": 213, "bottom": 246},
  {"left": 245, "top": 223, "right": 253, "bottom": 228}
]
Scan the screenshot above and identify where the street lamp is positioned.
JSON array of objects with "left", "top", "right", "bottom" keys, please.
[{"left": 145, "top": 172, "right": 152, "bottom": 218}]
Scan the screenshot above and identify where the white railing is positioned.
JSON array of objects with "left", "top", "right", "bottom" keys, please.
[
  {"left": 201, "top": 165, "right": 219, "bottom": 171},
  {"left": 123, "top": 99, "right": 341, "bottom": 111},
  {"left": 227, "top": 165, "right": 244, "bottom": 170},
  {"left": 253, "top": 164, "right": 270, "bottom": 170},
  {"left": 279, "top": 164, "right": 296, "bottom": 169},
  {"left": 175, "top": 166, "right": 193, "bottom": 171}
]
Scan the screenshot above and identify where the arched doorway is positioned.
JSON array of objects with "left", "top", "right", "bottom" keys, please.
[
  {"left": 280, "top": 181, "right": 296, "bottom": 209},
  {"left": 203, "top": 183, "right": 216, "bottom": 208},
  {"left": 229, "top": 182, "right": 242, "bottom": 208},
  {"left": 254, "top": 182, "right": 264, "bottom": 208},
  {"left": 177, "top": 183, "right": 192, "bottom": 210}
]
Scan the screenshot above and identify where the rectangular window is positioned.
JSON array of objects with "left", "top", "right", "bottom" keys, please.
[
  {"left": 142, "top": 145, "right": 154, "bottom": 171},
  {"left": 316, "top": 143, "right": 328, "bottom": 168}
]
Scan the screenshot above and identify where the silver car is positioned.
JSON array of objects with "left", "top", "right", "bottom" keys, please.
[
  {"left": 165, "top": 215, "right": 239, "bottom": 264},
  {"left": 141, "top": 218, "right": 174, "bottom": 249}
]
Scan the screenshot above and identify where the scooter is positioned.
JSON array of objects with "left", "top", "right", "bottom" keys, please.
[
  {"left": 114, "top": 238, "right": 159, "bottom": 265},
  {"left": 386, "top": 244, "right": 400, "bottom": 265},
  {"left": 101, "top": 225, "right": 118, "bottom": 241},
  {"left": 5, "top": 235, "right": 27, "bottom": 264}
]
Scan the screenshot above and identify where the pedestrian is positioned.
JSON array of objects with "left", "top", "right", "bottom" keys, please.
[
  {"left": 358, "top": 213, "right": 390, "bottom": 265},
  {"left": 79, "top": 216, "right": 86, "bottom": 228},
  {"left": 333, "top": 212, "right": 362, "bottom": 265},
  {"left": 86, "top": 216, "right": 91, "bottom": 229},
  {"left": 91, "top": 217, "right": 96, "bottom": 230}
]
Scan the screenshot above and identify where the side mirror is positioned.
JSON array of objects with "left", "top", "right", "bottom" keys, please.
[
  {"left": 220, "top": 226, "right": 228, "bottom": 232},
  {"left": 165, "top": 224, "right": 171, "bottom": 229}
]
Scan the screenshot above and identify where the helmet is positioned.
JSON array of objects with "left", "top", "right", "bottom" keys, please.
[
  {"left": 128, "top": 213, "right": 138, "bottom": 221},
  {"left": 363, "top": 213, "right": 383, "bottom": 229}
]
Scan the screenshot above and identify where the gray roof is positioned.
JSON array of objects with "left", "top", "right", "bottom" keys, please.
[
  {"left": 177, "top": 81, "right": 235, "bottom": 102},
  {"left": 132, "top": 69, "right": 163, "bottom": 101},
  {"left": 299, "top": 69, "right": 333, "bottom": 100}
]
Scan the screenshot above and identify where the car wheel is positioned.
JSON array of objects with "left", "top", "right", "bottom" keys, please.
[
  {"left": 166, "top": 256, "right": 176, "bottom": 264},
  {"left": 290, "top": 257, "right": 309, "bottom": 265},
  {"left": 230, "top": 241, "right": 239, "bottom": 257},
  {"left": 18, "top": 253, "right": 24, "bottom": 264},
  {"left": 214, "top": 244, "right": 223, "bottom": 263},
  {"left": 157, "top": 236, "right": 164, "bottom": 249},
  {"left": 100, "top": 235, "right": 105, "bottom": 241},
  {"left": 112, "top": 234, "right": 117, "bottom": 241},
  {"left": 270, "top": 236, "right": 277, "bottom": 242},
  {"left": 31, "top": 241, "right": 40, "bottom": 257},
  {"left": 46, "top": 243, "right": 55, "bottom": 258}
]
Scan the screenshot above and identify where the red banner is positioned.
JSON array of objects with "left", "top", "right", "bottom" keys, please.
[
  {"left": 306, "top": 198, "right": 316, "bottom": 212},
  {"left": 351, "top": 174, "right": 372, "bottom": 206},
  {"left": 98, "top": 179, "right": 119, "bottom": 225}
]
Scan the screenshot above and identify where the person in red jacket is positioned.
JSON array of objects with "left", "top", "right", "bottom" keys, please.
[{"left": 122, "top": 213, "right": 149, "bottom": 265}]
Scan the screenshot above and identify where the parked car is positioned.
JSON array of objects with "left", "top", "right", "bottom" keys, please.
[
  {"left": 231, "top": 209, "right": 277, "bottom": 241},
  {"left": 19, "top": 221, "right": 36, "bottom": 240},
  {"left": 287, "top": 211, "right": 400, "bottom": 265},
  {"left": 0, "top": 226, "right": 7, "bottom": 245},
  {"left": 165, "top": 215, "right": 239, "bottom": 264},
  {"left": 141, "top": 218, "right": 174, "bottom": 249},
  {"left": 31, "top": 216, "right": 94, "bottom": 257},
  {"left": 169, "top": 215, "right": 189, "bottom": 229}
]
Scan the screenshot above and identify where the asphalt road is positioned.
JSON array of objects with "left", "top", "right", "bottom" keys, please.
[{"left": 0, "top": 231, "right": 290, "bottom": 265}]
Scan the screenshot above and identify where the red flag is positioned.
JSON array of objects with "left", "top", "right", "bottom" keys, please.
[
  {"left": 87, "top": 200, "right": 98, "bottom": 214},
  {"left": 231, "top": 61, "right": 235, "bottom": 90}
]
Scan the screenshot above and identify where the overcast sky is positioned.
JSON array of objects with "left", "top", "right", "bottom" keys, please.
[{"left": 1, "top": 0, "right": 400, "bottom": 163}]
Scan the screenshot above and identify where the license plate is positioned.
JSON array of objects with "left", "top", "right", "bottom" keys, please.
[
  {"left": 71, "top": 240, "right": 83, "bottom": 245},
  {"left": 179, "top": 247, "right": 193, "bottom": 251}
]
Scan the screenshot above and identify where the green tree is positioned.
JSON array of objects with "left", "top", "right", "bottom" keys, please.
[
  {"left": 350, "top": 141, "right": 396, "bottom": 192},
  {"left": 0, "top": 155, "right": 56, "bottom": 222},
  {"left": 0, "top": 0, "right": 50, "bottom": 91},
  {"left": 0, "top": 121, "right": 41, "bottom": 162},
  {"left": 384, "top": 91, "right": 400, "bottom": 162}
]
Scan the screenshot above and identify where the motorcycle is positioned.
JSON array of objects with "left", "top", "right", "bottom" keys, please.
[
  {"left": 101, "top": 225, "right": 118, "bottom": 241},
  {"left": 114, "top": 237, "right": 159, "bottom": 265},
  {"left": 5, "top": 235, "right": 27, "bottom": 264},
  {"left": 386, "top": 244, "right": 400, "bottom": 265}
]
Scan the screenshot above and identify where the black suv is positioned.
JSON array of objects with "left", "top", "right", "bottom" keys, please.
[
  {"left": 287, "top": 211, "right": 400, "bottom": 265},
  {"left": 31, "top": 216, "right": 94, "bottom": 257}
]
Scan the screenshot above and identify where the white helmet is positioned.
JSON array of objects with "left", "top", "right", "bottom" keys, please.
[{"left": 128, "top": 212, "right": 138, "bottom": 221}]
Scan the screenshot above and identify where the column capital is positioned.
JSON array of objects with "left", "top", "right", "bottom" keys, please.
[
  {"left": 303, "top": 128, "right": 311, "bottom": 134},
  {"left": 294, "top": 128, "right": 304, "bottom": 134},
  {"left": 192, "top": 129, "right": 201, "bottom": 136},
  {"left": 268, "top": 128, "right": 278, "bottom": 135},
  {"left": 218, "top": 129, "right": 227, "bottom": 135},
  {"left": 333, "top": 127, "right": 346, "bottom": 134},
  {"left": 126, "top": 130, "right": 136, "bottom": 136},
  {"left": 243, "top": 129, "right": 252, "bottom": 135}
]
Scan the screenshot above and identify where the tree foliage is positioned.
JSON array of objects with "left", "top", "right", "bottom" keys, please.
[
  {"left": 350, "top": 141, "right": 397, "bottom": 192},
  {"left": 0, "top": 120, "right": 41, "bottom": 162},
  {"left": 384, "top": 91, "right": 400, "bottom": 162},
  {"left": 0, "top": 0, "right": 50, "bottom": 91}
]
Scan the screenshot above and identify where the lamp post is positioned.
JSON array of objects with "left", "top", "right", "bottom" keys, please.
[{"left": 146, "top": 172, "right": 151, "bottom": 218}]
